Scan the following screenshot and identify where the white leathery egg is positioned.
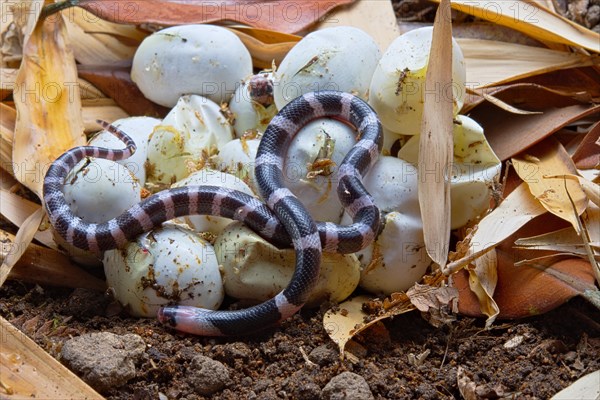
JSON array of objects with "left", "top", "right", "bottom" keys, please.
[
  {"left": 146, "top": 94, "right": 234, "bottom": 187},
  {"left": 369, "top": 26, "right": 466, "bottom": 135},
  {"left": 273, "top": 26, "right": 381, "bottom": 109},
  {"left": 131, "top": 24, "right": 252, "bottom": 107},
  {"left": 229, "top": 73, "right": 277, "bottom": 138},
  {"left": 215, "top": 222, "right": 360, "bottom": 307},
  {"left": 88, "top": 116, "right": 160, "bottom": 186},
  {"left": 341, "top": 156, "right": 431, "bottom": 294},
  {"left": 103, "top": 224, "right": 224, "bottom": 317},
  {"left": 397, "top": 115, "right": 501, "bottom": 229},
  {"left": 171, "top": 168, "right": 255, "bottom": 235},
  {"left": 214, "top": 138, "right": 260, "bottom": 195},
  {"left": 63, "top": 158, "right": 141, "bottom": 223},
  {"left": 284, "top": 119, "right": 356, "bottom": 223}
]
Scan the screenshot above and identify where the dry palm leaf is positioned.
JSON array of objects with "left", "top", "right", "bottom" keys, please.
[
  {"left": 437, "top": 0, "right": 600, "bottom": 52},
  {"left": 0, "top": 103, "right": 16, "bottom": 174},
  {"left": 458, "top": 38, "right": 598, "bottom": 89},
  {"left": 44, "top": 0, "right": 355, "bottom": 34},
  {"left": 571, "top": 120, "right": 600, "bottom": 169},
  {"left": 512, "top": 138, "right": 588, "bottom": 232},
  {"left": 0, "top": 230, "right": 106, "bottom": 291},
  {"left": 0, "top": 190, "right": 55, "bottom": 249},
  {"left": 418, "top": 0, "right": 453, "bottom": 268},
  {"left": 62, "top": 8, "right": 144, "bottom": 64},
  {"left": 13, "top": 12, "right": 85, "bottom": 197}
]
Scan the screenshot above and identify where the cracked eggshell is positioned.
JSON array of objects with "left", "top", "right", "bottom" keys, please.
[
  {"left": 369, "top": 26, "right": 466, "bottom": 135},
  {"left": 215, "top": 222, "right": 360, "bottom": 307},
  {"left": 89, "top": 116, "right": 161, "bottom": 186},
  {"left": 146, "top": 95, "right": 233, "bottom": 187},
  {"left": 171, "top": 168, "right": 255, "bottom": 234},
  {"left": 214, "top": 138, "right": 260, "bottom": 195},
  {"left": 284, "top": 119, "right": 357, "bottom": 223},
  {"left": 103, "top": 224, "right": 224, "bottom": 317},
  {"left": 131, "top": 24, "right": 252, "bottom": 107},
  {"left": 273, "top": 26, "right": 381, "bottom": 109},
  {"left": 398, "top": 115, "right": 501, "bottom": 229},
  {"left": 229, "top": 73, "right": 277, "bottom": 138}
]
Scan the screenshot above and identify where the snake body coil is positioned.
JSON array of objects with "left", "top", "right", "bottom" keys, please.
[{"left": 43, "top": 91, "right": 383, "bottom": 336}]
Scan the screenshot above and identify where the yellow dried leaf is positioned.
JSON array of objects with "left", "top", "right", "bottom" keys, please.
[
  {"left": 512, "top": 139, "right": 588, "bottom": 233},
  {"left": 466, "top": 250, "right": 499, "bottom": 328},
  {"left": 446, "top": 183, "right": 547, "bottom": 274},
  {"left": 0, "top": 207, "right": 44, "bottom": 287},
  {"left": 0, "top": 190, "right": 55, "bottom": 249},
  {"left": 418, "top": 0, "right": 454, "bottom": 268},
  {"left": 442, "top": 0, "right": 600, "bottom": 52},
  {"left": 323, "top": 295, "right": 413, "bottom": 359},
  {"left": 13, "top": 12, "right": 85, "bottom": 197}
]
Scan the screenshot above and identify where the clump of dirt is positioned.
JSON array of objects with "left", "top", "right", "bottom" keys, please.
[{"left": 1, "top": 281, "right": 598, "bottom": 399}]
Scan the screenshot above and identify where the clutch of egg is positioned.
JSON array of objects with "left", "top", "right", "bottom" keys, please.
[{"left": 80, "top": 25, "right": 500, "bottom": 315}]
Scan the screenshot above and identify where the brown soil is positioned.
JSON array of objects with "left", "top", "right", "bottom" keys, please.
[{"left": 1, "top": 281, "right": 599, "bottom": 399}]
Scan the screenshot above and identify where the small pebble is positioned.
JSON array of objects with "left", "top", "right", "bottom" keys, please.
[
  {"left": 61, "top": 332, "right": 145, "bottom": 392},
  {"left": 309, "top": 344, "right": 338, "bottom": 366},
  {"left": 187, "top": 355, "right": 230, "bottom": 396},
  {"left": 586, "top": 5, "right": 600, "bottom": 27},
  {"left": 322, "top": 372, "right": 374, "bottom": 400}
]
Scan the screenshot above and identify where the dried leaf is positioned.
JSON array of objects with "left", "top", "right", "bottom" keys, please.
[
  {"left": 458, "top": 38, "right": 596, "bottom": 89},
  {"left": 512, "top": 138, "right": 588, "bottom": 232},
  {"left": 78, "top": 64, "right": 169, "bottom": 117},
  {"left": 440, "top": 0, "right": 600, "bottom": 52},
  {"left": 47, "top": 0, "right": 355, "bottom": 34},
  {"left": 62, "top": 9, "right": 144, "bottom": 64},
  {"left": 446, "top": 183, "right": 547, "bottom": 274},
  {"left": 228, "top": 27, "right": 299, "bottom": 69},
  {"left": 0, "top": 230, "right": 106, "bottom": 291},
  {"left": 418, "top": 0, "right": 453, "bottom": 268},
  {"left": 0, "top": 103, "right": 16, "bottom": 177},
  {"left": 323, "top": 295, "right": 414, "bottom": 358},
  {"left": 82, "top": 105, "right": 128, "bottom": 132},
  {"left": 406, "top": 284, "right": 459, "bottom": 327},
  {"left": 454, "top": 253, "right": 596, "bottom": 318},
  {"left": 572, "top": 120, "right": 600, "bottom": 170},
  {"left": 0, "top": 190, "right": 55, "bottom": 249},
  {"left": 13, "top": 12, "right": 85, "bottom": 197},
  {"left": 469, "top": 99, "right": 600, "bottom": 161},
  {"left": 0, "top": 207, "right": 44, "bottom": 287},
  {"left": 0, "top": 68, "right": 18, "bottom": 100},
  {"left": 480, "top": 91, "right": 543, "bottom": 115},
  {"left": 466, "top": 250, "right": 500, "bottom": 328}
]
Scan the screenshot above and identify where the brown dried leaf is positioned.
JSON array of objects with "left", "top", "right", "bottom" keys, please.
[
  {"left": 418, "top": 0, "right": 453, "bottom": 268},
  {"left": 78, "top": 63, "right": 170, "bottom": 117},
  {"left": 406, "top": 284, "right": 458, "bottom": 327},
  {"left": 466, "top": 250, "right": 500, "bottom": 328},
  {"left": 228, "top": 27, "right": 299, "bottom": 69},
  {"left": 572, "top": 121, "right": 600, "bottom": 170},
  {"left": 49, "top": 0, "right": 355, "bottom": 34}
]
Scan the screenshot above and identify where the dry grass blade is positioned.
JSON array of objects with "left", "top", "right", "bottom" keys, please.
[
  {"left": 480, "top": 92, "right": 543, "bottom": 115},
  {"left": 418, "top": 0, "right": 453, "bottom": 268},
  {"left": 458, "top": 38, "right": 598, "bottom": 89},
  {"left": 13, "top": 12, "right": 85, "bottom": 198},
  {"left": 441, "top": 0, "right": 600, "bottom": 52}
]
